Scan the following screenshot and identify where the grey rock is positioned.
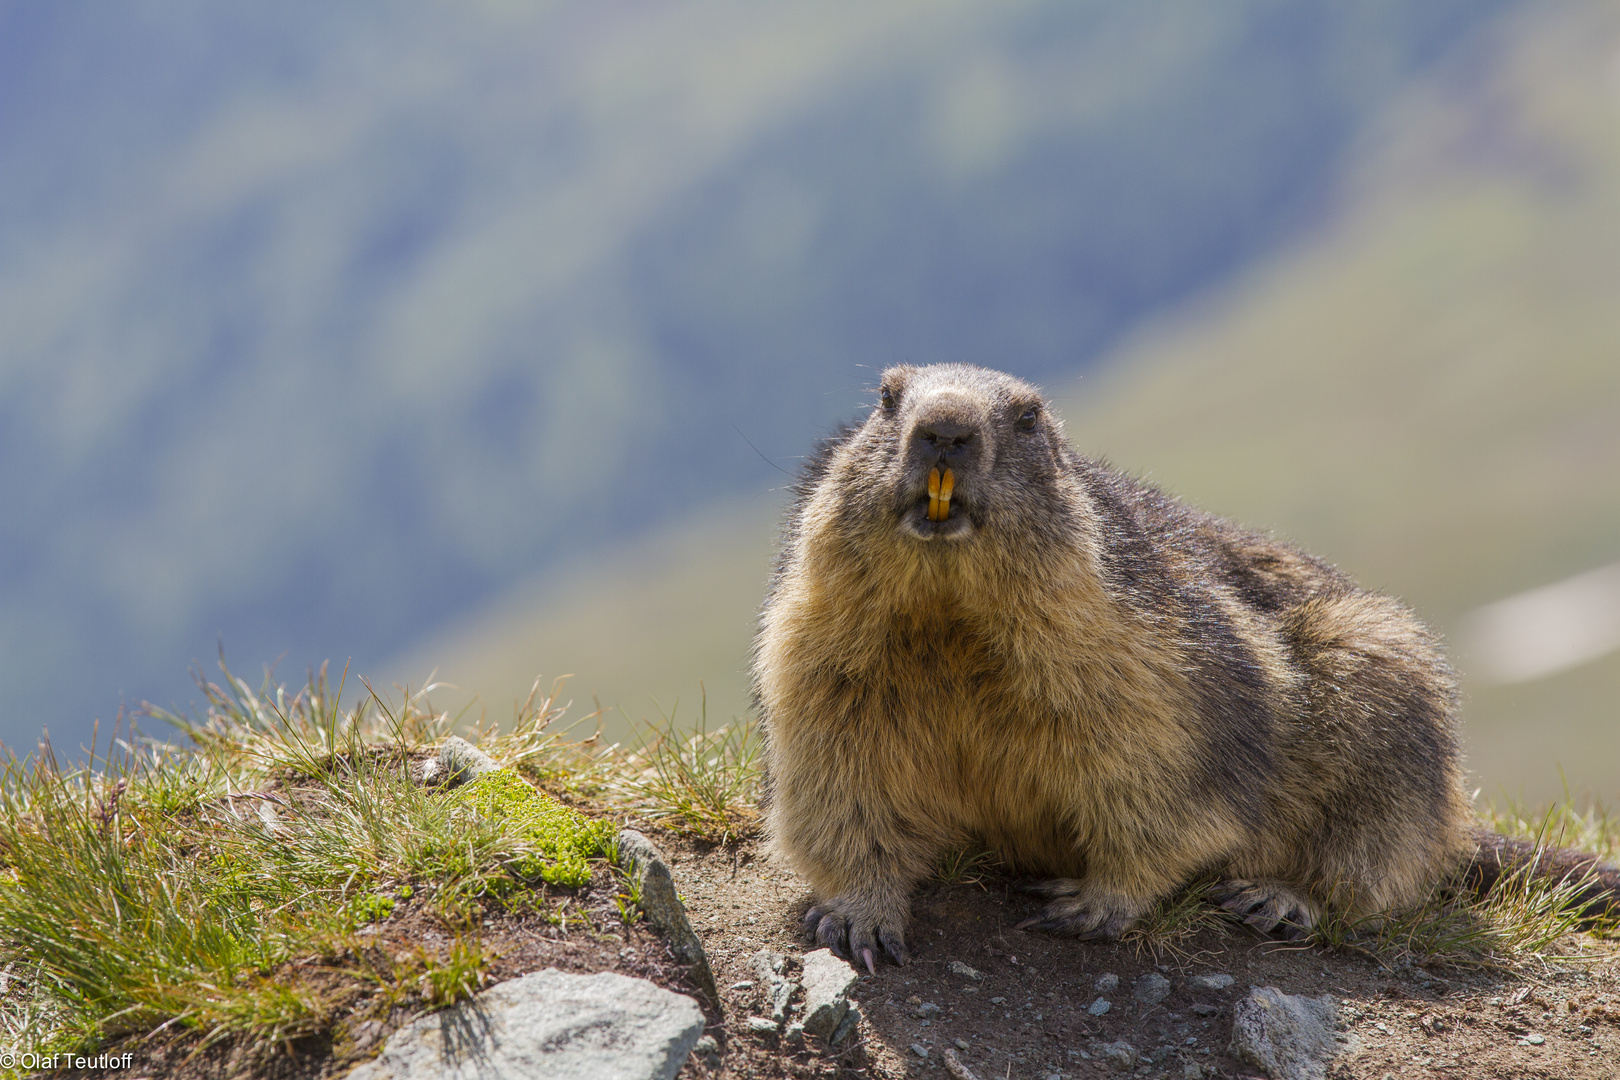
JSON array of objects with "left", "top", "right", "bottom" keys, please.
[
  {"left": 911, "top": 1042, "right": 931, "bottom": 1059},
  {"left": 942, "top": 1048, "right": 980, "bottom": 1080},
  {"left": 419, "top": 736, "right": 501, "bottom": 787},
  {"left": 1094, "top": 972, "right": 1120, "bottom": 992},
  {"left": 691, "top": 1034, "right": 720, "bottom": 1064},
  {"left": 749, "top": 949, "right": 797, "bottom": 1023},
  {"left": 1190, "top": 1003, "right": 1219, "bottom": 1017},
  {"left": 1099, "top": 1040, "right": 1138, "bottom": 1070},
  {"left": 1133, "top": 972, "right": 1171, "bottom": 1005},
  {"left": 783, "top": 1022, "right": 805, "bottom": 1045},
  {"left": 769, "top": 981, "right": 798, "bottom": 1023},
  {"left": 830, "top": 1001, "right": 863, "bottom": 1046},
  {"left": 1186, "top": 974, "right": 1234, "bottom": 991},
  {"left": 948, "top": 960, "right": 984, "bottom": 981},
  {"left": 915, "top": 1001, "right": 941, "bottom": 1018},
  {"left": 751, "top": 950, "right": 785, "bottom": 981},
  {"left": 616, "top": 830, "right": 718, "bottom": 1005},
  {"left": 746, "top": 1016, "right": 779, "bottom": 1034},
  {"left": 801, "top": 948, "right": 858, "bottom": 1039},
  {"left": 1088, "top": 998, "right": 1112, "bottom": 1016},
  {"left": 1228, "top": 986, "right": 1359, "bottom": 1080},
  {"left": 345, "top": 968, "right": 703, "bottom": 1080}
]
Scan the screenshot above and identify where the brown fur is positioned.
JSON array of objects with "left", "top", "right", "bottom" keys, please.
[{"left": 753, "top": 363, "right": 1612, "bottom": 968}]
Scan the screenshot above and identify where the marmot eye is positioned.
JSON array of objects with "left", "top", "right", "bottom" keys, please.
[
  {"left": 1016, "top": 406, "right": 1039, "bottom": 431},
  {"left": 880, "top": 386, "right": 897, "bottom": 410}
]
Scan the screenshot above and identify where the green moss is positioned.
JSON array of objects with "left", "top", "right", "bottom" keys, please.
[{"left": 450, "top": 769, "right": 615, "bottom": 888}]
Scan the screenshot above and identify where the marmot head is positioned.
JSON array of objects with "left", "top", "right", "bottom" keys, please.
[{"left": 820, "top": 364, "right": 1072, "bottom": 547}]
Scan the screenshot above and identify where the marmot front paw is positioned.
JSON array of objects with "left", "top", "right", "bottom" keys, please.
[{"left": 802, "top": 894, "right": 909, "bottom": 972}]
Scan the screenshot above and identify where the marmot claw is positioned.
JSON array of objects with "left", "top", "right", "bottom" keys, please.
[
  {"left": 803, "top": 898, "right": 909, "bottom": 970},
  {"left": 1015, "top": 890, "right": 1141, "bottom": 940},
  {"left": 1210, "top": 879, "right": 1318, "bottom": 940}
]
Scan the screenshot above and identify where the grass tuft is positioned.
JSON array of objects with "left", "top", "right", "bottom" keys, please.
[
  {"left": 0, "top": 659, "right": 620, "bottom": 1069},
  {"left": 1305, "top": 798, "right": 1619, "bottom": 971},
  {"left": 1125, "top": 880, "right": 1229, "bottom": 962},
  {"left": 609, "top": 692, "right": 760, "bottom": 844},
  {"left": 934, "top": 844, "right": 999, "bottom": 889}
]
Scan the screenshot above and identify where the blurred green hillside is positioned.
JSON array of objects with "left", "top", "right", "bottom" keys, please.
[
  {"left": 390, "top": 0, "right": 1620, "bottom": 807},
  {"left": 2, "top": 0, "right": 1500, "bottom": 753}
]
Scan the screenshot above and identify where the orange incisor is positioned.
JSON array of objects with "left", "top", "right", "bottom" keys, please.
[{"left": 927, "top": 467, "right": 955, "bottom": 521}]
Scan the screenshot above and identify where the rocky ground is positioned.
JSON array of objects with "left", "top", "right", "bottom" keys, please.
[
  {"left": 50, "top": 830, "right": 1619, "bottom": 1080},
  {"left": 662, "top": 835, "right": 1620, "bottom": 1080}
]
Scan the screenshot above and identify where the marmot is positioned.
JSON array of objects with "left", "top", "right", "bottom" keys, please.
[{"left": 754, "top": 363, "right": 1618, "bottom": 971}]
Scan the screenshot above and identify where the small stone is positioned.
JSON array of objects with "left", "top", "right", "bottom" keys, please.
[
  {"left": 989, "top": 996, "right": 1006, "bottom": 1005},
  {"left": 949, "top": 959, "right": 985, "bottom": 981},
  {"left": 729, "top": 980, "right": 754, "bottom": 990},
  {"left": 1099, "top": 1039, "right": 1137, "bottom": 1070},
  {"left": 1095, "top": 973, "right": 1120, "bottom": 992},
  {"left": 1133, "top": 972, "right": 1171, "bottom": 1005},
  {"left": 783, "top": 1022, "right": 805, "bottom": 1045},
  {"left": 916, "top": 1001, "right": 942, "bottom": 1017},
  {"left": 955, "top": 1038, "right": 971, "bottom": 1050},
  {"left": 801, "top": 949, "right": 858, "bottom": 1040},
  {"left": 1182, "top": 1063, "right": 1204, "bottom": 1079},
  {"left": 1089, "top": 998, "right": 1112, "bottom": 1016},
  {"left": 829, "top": 1002, "right": 861, "bottom": 1046},
  {"left": 751, "top": 950, "right": 786, "bottom": 981},
  {"left": 1190, "top": 1003, "right": 1218, "bottom": 1016},
  {"left": 1525, "top": 1033, "right": 1545, "bottom": 1045},
  {"left": 943, "top": 1048, "right": 981, "bottom": 1080},
  {"left": 749, "top": 948, "right": 797, "bottom": 1023},
  {"left": 911, "top": 1042, "right": 931, "bottom": 1059},
  {"left": 747, "top": 1016, "right": 779, "bottom": 1034},
  {"left": 692, "top": 1034, "right": 721, "bottom": 1063},
  {"left": 1185, "top": 974, "right": 1234, "bottom": 991},
  {"left": 422, "top": 735, "right": 501, "bottom": 786},
  {"left": 920, "top": 1019, "right": 931, "bottom": 1027}
]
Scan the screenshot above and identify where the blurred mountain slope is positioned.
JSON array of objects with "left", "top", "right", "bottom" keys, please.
[
  {"left": 1055, "top": 0, "right": 1620, "bottom": 805},
  {"left": 399, "top": 0, "right": 1620, "bottom": 806},
  {"left": 0, "top": 1, "right": 1500, "bottom": 749}
]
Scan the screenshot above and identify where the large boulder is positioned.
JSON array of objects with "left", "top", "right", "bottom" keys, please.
[
  {"left": 346, "top": 968, "right": 705, "bottom": 1080},
  {"left": 1228, "top": 986, "right": 1358, "bottom": 1080}
]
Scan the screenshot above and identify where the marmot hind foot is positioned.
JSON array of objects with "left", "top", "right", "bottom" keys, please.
[
  {"left": 1014, "top": 880, "right": 1151, "bottom": 941},
  {"left": 1210, "top": 879, "right": 1319, "bottom": 940}
]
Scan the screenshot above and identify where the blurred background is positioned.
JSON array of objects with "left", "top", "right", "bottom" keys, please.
[{"left": 3, "top": 0, "right": 1617, "bottom": 807}]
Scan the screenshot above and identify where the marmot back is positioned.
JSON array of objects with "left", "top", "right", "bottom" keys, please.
[{"left": 753, "top": 362, "right": 1613, "bottom": 971}]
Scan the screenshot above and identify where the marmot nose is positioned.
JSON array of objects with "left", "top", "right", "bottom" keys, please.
[{"left": 916, "top": 419, "right": 976, "bottom": 457}]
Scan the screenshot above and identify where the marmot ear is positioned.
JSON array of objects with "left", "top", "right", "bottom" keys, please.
[{"left": 880, "top": 385, "right": 898, "bottom": 411}]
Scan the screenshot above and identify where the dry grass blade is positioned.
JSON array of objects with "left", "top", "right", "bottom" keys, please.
[{"left": 609, "top": 693, "right": 760, "bottom": 844}]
